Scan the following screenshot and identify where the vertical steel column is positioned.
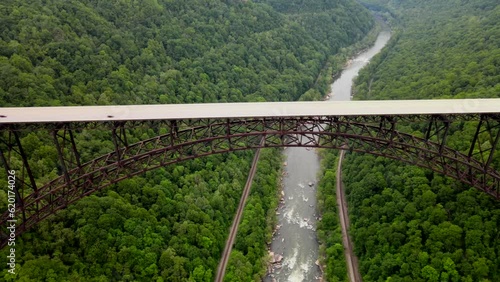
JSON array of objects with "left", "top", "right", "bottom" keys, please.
[
  {"left": 425, "top": 116, "right": 435, "bottom": 141},
  {"left": 170, "top": 120, "right": 178, "bottom": 147},
  {"left": 485, "top": 123, "right": 500, "bottom": 170},
  {"left": 53, "top": 129, "right": 71, "bottom": 200},
  {"left": 377, "top": 116, "right": 388, "bottom": 139},
  {"left": 278, "top": 117, "right": 286, "bottom": 146},
  {"left": 388, "top": 119, "right": 397, "bottom": 145},
  {"left": 12, "top": 131, "right": 38, "bottom": 194},
  {"left": 467, "top": 115, "right": 500, "bottom": 169},
  {"left": 12, "top": 131, "right": 36, "bottom": 221},
  {"left": 226, "top": 119, "right": 231, "bottom": 149},
  {"left": 423, "top": 115, "right": 450, "bottom": 154},
  {"left": 468, "top": 116, "right": 483, "bottom": 158},
  {"left": 111, "top": 121, "right": 128, "bottom": 165},
  {"left": 0, "top": 129, "right": 29, "bottom": 223},
  {"left": 0, "top": 149, "right": 25, "bottom": 224},
  {"left": 439, "top": 120, "right": 450, "bottom": 154},
  {"left": 111, "top": 129, "right": 122, "bottom": 164},
  {"left": 68, "top": 129, "right": 82, "bottom": 168}
]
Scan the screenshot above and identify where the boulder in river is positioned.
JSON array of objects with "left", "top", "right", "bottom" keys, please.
[
  {"left": 269, "top": 251, "right": 275, "bottom": 262},
  {"left": 269, "top": 252, "right": 284, "bottom": 264},
  {"left": 274, "top": 254, "right": 283, "bottom": 263}
]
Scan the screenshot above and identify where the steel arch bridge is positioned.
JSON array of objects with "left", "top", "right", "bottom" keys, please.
[{"left": 1, "top": 99, "right": 500, "bottom": 248}]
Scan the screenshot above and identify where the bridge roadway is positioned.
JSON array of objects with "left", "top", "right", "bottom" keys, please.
[
  {"left": 1, "top": 99, "right": 500, "bottom": 123},
  {"left": 1, "top": 98, "right": 500, "bottom": 250}
]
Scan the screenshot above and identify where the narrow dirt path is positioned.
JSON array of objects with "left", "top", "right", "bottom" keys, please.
[
  {"left": 215, "top": 140, "right": 264, "bottom": 282},
  {"left": 336, "top": 150, "right": 362, "bottom": 282}
]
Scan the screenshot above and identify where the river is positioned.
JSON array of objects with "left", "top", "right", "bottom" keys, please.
[{"left": 264, "top": 26, "right": 391, "bottom": 282}]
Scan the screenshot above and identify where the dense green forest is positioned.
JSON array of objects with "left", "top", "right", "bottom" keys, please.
[
  {"left": 318, "top": 0, "right": 500, "bottom": 281},
  {"left": 0, "top": 0, "right": 374, "bottom": 281}
]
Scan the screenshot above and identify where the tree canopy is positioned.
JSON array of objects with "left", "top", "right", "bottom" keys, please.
[
  {"left": 318, "top": 0, "right": 500, "bottom": 281},
  {"left": 0, "top": 0, "right": 375, "bottom": 280}
]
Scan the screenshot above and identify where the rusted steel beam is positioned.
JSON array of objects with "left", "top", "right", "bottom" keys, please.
[
  {"left": 52, "top": 130, "right": 71, "bottom": 202},
  {"left": 468, "top": 116, "right": 483, "bottom": 158},
  {"left": 12, "top": 131, "right": 38, "bottom": 196},
  {"left": 0, "top": 149, "right": 25, "bottom": 226},
  {"left": 439, "top": 120, "right": 450, "bottom": 154},
  {"left": 0, "top": 130, "right": 30, "bottom": 214},
  {"left": 425, "top": 116, "right": 435, "bottom": 141},
  {"left": 1, "top": 115, "right": 500, "bottom": 249},
  {"left": 68, "top": 129, "right": 81, "bottom": 168}
]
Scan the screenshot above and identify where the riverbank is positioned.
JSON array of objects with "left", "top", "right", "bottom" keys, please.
[
  {"left": 264, "top": 145, "right": 323, "bottom": 281},
  {"left": 263, "top": 17, "right": 391, "bottom": 282},
  {"left": 314, "top": 20, "right": 384, "bottom": 101},
  {"left": 317, "top": 21, "right": 392, "bottom": 281}
]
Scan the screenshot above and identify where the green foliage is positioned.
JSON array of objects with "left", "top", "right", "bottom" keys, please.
[
  {"left": 225, "top": 149, "right": 282, "bottom": 281},
  {"left": 318, "top": 0, "right": 500, "bottom": 281},
  {"left": 338, "top": 155, "right": 500, "bottom": 281},
  {"left": 316, "top": 151, "right": 348, "bottom": 282},
  {"left": 353, "top": 0, "right": 500, "bottom": 100},
  {"left": 0, "top": 0, "right": 373, "bottom": 106},
  {"left": 0, "top": 0, "right": 375, "bottom": 281}
]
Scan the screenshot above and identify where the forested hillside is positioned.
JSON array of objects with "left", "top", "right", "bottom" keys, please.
[
  {"left": 354, "top": 0, "right": 500, "bottom": 100},
  {"left": 0, "top": 0, "right": 373, "bottom": 106},
  {"left": 318, "top": 0, "right": 500, "bottom": 281},
  {"left": 0, "top": 0, "right": 374, "bottom": 281}
]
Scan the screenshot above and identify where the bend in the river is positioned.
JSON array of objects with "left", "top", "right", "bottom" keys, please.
[{"left": 264, "top": 23, "right": 391, "bottom": 282}]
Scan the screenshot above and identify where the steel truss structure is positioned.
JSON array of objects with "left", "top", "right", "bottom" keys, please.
[{"left": 0, "top": 113, "right": 499, "bottom": 248}]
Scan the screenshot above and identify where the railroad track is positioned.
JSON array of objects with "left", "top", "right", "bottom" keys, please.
[
  {"left": 336, "top": 150, "right": 362, "bottom": 282},
  {"left": 215, "top": 138, "right": 264, "bottom": 282}
]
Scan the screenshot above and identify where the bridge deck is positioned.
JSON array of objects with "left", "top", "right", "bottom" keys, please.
[{"left": 1, "top": 99, "right": 500, "bottom": 123}]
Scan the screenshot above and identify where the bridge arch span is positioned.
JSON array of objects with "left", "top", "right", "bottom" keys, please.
[{"left": 1, "top": 113, "right": 499, "bottom": 248}]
